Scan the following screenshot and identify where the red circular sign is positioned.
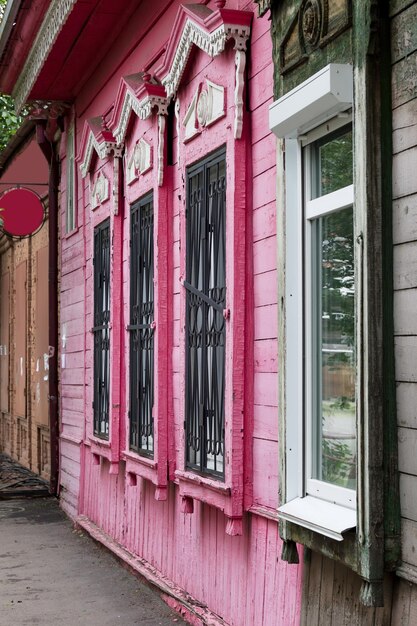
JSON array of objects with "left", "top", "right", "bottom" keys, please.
[{"left": 0, "top": 188, "right": 45, "bottom": 237}]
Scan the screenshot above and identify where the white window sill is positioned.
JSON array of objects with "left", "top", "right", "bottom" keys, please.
[{"left": 277, "top": 495, "right": 356, "bottom": 541}]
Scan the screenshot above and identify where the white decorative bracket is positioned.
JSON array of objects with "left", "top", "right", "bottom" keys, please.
[
  {"left": 113, "top": 147, "right": 123, "bottom": 216},
  {"left": 234, "top": 37, "right": 248, "bottom": 139},
  {"left": 91, "top": 171, "right": 110, "bottom": 209},
  {"left": 158, "top": 115, "right": 166, "bottom": 187},
  {"left": 175, "top": 99, "right": 181, "bottom": 169}
]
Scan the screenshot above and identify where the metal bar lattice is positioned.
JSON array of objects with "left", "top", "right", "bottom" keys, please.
[
  {"left": 93, "top": 219, "right": 111, "bottom": 438},
  {"left": 129, "top": 194, "right": 154, "bottom": 456},
  {"left": 185, "top": 149, "right": 226, "bottom": 477}
]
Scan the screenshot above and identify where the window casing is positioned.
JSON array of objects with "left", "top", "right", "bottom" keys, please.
[
  {"left": 269, "top": 64, "right": 357, "bottom": 540},
  {"left": 128, "top": 193, "right": 154, "bottom": 456},
  {"left": 93, "top": 219, "right": 111, "bottom": 439},
  {"left": 185, "top": 148, "right": 226, "bottom": 478},
  {"left": 66, "top": 124, "right": 76, "bottom": 233}
]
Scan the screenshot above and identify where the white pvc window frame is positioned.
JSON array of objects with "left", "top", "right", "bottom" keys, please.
[
  {"left": 303, "top": 119, "right": 355, "bottom": 510},
  {"left": 269, "top": 64, "right": 356, "bottom": 540}
]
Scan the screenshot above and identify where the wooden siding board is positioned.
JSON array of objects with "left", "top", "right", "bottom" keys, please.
[
  {"left": 397, "top": 382, "right": 417, "bottom": 429},
  {"left": 252, "top": 437, "right": 278, "bottom": 509},
  {"left": 393, "top": 194, "right": 417, "bottom": 245},
  {"left": 394, "top": 289, "right": 417, "bottom": 335},
  {"left": 393, "top": 147, "right": 417, "bottom": 199},
  {"left": 398, "top": 427, "right": 417, "bottom": 475},
  {"left": 392, "top": 100, "right": 417, "bottom": 155},
  {"left": 392, "top": 50, "right": 417, "bottom": 109},
  {"left": 390, "top": 0, "right": 416, "bottom": 18},
  {"left": 253, "top": 202, "right": 277, "bottom": 244},
  {"left": 399, "top": 473, "right": 417, "bottom": 522},
  {"left": 390, "top": 578, "right": 412, "bottom": 625},
  {"left": 394, "top": 241, "right": 417, "bottom": 289},
  {"left": 402, "top": 519, "right": 417, "bottom": 568},
  {"left": 395, "top": 336, "right": 417, "bottom": 382}
]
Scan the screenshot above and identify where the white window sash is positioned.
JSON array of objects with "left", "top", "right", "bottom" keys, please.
[
  {"left": 306, "top": 184, "right": 354, "bottom": 220},
  {"left": 304, "top": 141, "right": 355, "bottom": 510}
]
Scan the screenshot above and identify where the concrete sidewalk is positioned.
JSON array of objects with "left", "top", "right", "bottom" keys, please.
[{"left": 0, "top": 498, "right": 187, "bottom": 626}]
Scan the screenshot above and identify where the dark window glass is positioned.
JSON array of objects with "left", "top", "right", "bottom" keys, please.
[
  {"left": 185, "top": 148, "right": 226, "bottom": 477},
  {"left": 129, "top": 194, "right": 154, "bottom": 456},
  {"left": 93, "top": 219, "right": 111, "bottom": 438}
]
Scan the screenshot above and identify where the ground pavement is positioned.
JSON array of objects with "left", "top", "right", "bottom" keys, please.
[{"left": 0, "top": 497, "right": 187, "bottom": 625}]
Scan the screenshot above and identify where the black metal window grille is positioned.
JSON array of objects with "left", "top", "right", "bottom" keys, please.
[
  {"left": 93, "top": 219, "right": 111, "bottom": 438},
  {"left": 128, "top": 194, "right": 154, "bottom": 455},
  {"left": 185, "top": 148, "right": 226, "bottom": 477}
]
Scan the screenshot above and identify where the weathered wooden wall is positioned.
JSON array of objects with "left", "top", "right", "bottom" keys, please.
[
  {"left": 57, "top": 1, "right": 305, "bottom": 624},
  {"left": 0, "top": 223, "right": 50, "bottom": 478},
  {"left": 391, "top": 0, "right": 417, "bottom": 595},
  {"left": 0, "top": 136, "right": 50, "bottom": 479},
  {"left": 300, "top": 2, "right": 417, "bottom": 625}
]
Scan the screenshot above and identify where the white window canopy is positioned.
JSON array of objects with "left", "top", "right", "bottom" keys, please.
[
  {"left": 269, "top": 64, "right": 353, "bottom": 139},
  {"left": 278, "top": 496, "right": 356, "bottom": 542}
]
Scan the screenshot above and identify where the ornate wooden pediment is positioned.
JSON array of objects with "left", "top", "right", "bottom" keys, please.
[
  {"left": 108, "top": 73, "right": 167, "bottom": 146},
  {"left": 280, "top": 0, "right": 352, "bottom": 74},
  {"left": 77, "top": 117, "right": 120, "bottom": 178}
]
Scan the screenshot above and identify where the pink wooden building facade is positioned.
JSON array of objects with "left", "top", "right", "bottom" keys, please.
[{"left": 52, "top": 1, "right": 300, "bottom": 624}]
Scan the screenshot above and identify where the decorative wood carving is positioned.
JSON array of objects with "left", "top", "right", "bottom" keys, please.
[
  {"left": 91, "top": 171, "right": 110, "bottom": 209},
  {"left": 109, "top": 72, "right": 167, "bottom": 145},
  {"left": 127, "top": 138, "right": 153, "bottom": 184},
  {"left": 112, "top": 148, "right": 123, "bottom": 216},
  {"left": 161, "top": 5, "right": 251, "bottom": 99},
  {"left": 183, "top": 89, "right": 200, "bottom": 142},
  {"left": 183, "top": 80, "right": 226, "bottom": 142},
  {"left": 158, "top": 115, "right": 166, "bottom": 187},
  {"left": 78, "top": 117, "right": 120, "bottom": 179},
  {"left": 175, "top": 99, "right": 181, "bottom": 169},
  {"left": 280, "top": 0, "right": 351, "bottom": 74},
  {"left": 234, "top": 50, "right": 245, "bottom": 139}
]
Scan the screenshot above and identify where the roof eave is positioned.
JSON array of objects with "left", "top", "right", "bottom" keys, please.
[{"left": 0, "top": 0, "right": 24, "bottom": 62}]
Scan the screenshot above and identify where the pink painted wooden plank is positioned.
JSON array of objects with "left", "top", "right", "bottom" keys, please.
[
  {"left": 254, "top": 372, "right": 279, "bottom": 407},
  {"left": 60, "top": 383, "right": 84, "bottom": 399},
  {"left": 254, "top": 338, "right": 278, "bottom": 373},
  {"left": 61, "top": 285, "right": 85, "bottom": 307},
  {"left": 253, "top": 236, "right": 277, "bottom": 275},
  {"left": 253, "top": 168, "right": 277, "bottom": 210},
  {"left": 253, "top": 404, "right": 279, "bottom": 442},
  {"left": 254, "top": 304, "right": 278, "bottom": 341},
  {"left": 252, "top": 438, "right": 279, "bottom": 509},
  {"left": 248, "top": 62, "right": 274, "bottom": 111},
  {"left": 61, "top": 368, "right": 85, "bottom": 385},
  {"left": 60, "top": 300, "right": 84, "bottom": 322},
  {"left": 253, "top": 201, "right": 276, "bottom": 243},
  {"left": 252, "top": 99, "right": 275, "bottom": 144},
  {"left": 62, "top": 333, "right": 84, "bottom": 353},
  {"left": 252, "top": 133, "right": 276, "bottom": 178},
  {"left": 254, "top": 269, "right": 278, "bottom": 307}
]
